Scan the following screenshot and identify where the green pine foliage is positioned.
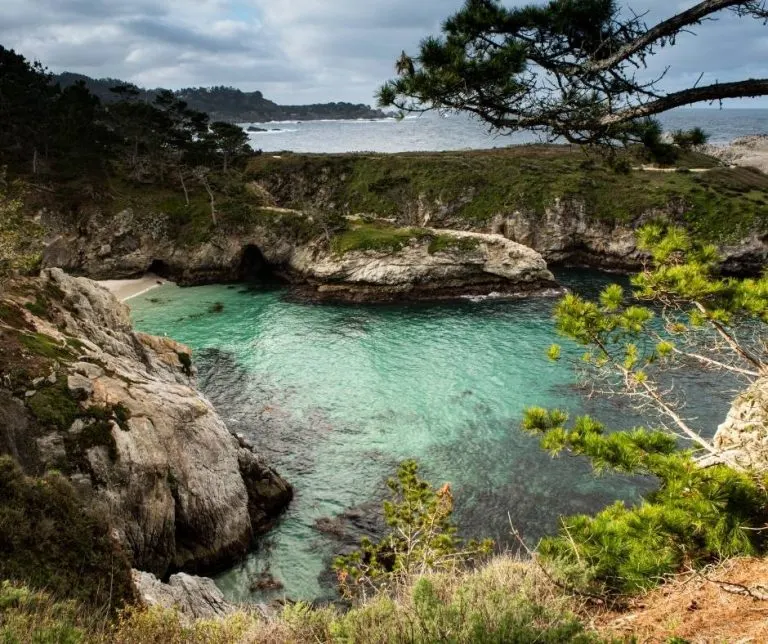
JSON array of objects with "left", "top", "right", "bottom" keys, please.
[
  {"left": 522, "top": 408, "right": 768, "bottom": 595},
  {"left": 531, "top": 224, "right": 768, "bottom": 595},
  {"left": 333, "top": 460, "right": 493, "bottom": 599}
]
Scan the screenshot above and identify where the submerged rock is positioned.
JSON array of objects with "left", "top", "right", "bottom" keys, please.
[{"left": 0, "top": 269, "right": 292, "bottom": 577}]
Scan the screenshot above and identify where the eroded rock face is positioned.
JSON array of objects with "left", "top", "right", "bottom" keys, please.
[
  {"left": 494, "top": 201, "right": 650, "bottom": 271},
  {"left": 289, "top": 229, "right": 558, "bottom": 302},
  {"left": 713, "top": 378, "right": 768, "bottom": 471},
  {"left": 0, "top": 269, "right": 292, "bottom": 576},
  {"left": 42, "top": 207, "right": 299, "bottom": 284}
]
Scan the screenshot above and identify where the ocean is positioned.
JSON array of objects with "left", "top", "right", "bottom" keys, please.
[{"left": 243, "top": 108, "right": 768, "bottom": 154}]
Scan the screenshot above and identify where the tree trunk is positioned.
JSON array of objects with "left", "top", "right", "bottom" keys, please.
[
  {"left": 201, "top": 177, "right": 216, "bottom": 226},
  {"left": 223, "top": 152, "right": 229, "bottom": 173},
  {"left": 179, "top": 170, "right": 190, "bottom": 206},
  {"left": 32, "top": 148, "right": 38, "bottom": 175}
]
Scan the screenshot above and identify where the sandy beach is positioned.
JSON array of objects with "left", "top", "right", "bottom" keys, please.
[{"left": 98, "top": 274, "right": 172, "bottom": 302}]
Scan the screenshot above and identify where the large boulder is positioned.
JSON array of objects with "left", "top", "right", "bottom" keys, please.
[{"left": 133, "top": 570, "right": 237, "bottom": 621}]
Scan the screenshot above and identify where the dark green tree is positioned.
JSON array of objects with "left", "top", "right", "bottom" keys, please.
[
  {"left": 0, "top": 46, "right": 57, "bottom": 173},
  {"left": 379, "top": 0, "right": 768, "bottom": 146},
  {"left": 207, "top": 121, "right": 250, "bottom": 172}
]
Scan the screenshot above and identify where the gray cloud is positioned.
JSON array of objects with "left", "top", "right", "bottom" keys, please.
[{"left": 0, "top": 0, "right": 765, "bottom": 106}]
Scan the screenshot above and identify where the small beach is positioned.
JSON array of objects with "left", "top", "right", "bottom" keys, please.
[{"left": 98, "top": 274, "right": 171, "bottom": 302}]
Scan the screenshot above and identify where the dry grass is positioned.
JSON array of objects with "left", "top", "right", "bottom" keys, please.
[
  {"left": 0, "top": 555, "right": 594, "bottom": 643},
  {"left": 594, "top": 557, "right": 768, "bottom": 643}
]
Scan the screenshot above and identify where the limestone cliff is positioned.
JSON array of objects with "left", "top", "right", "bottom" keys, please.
[
  {"left": 42, "top": 206, "right": 557, "bottom": 302},
  {"left": 0, "top": 269, "right": 292, "bottom": 577},
  {"left": 245, "top": 150, "right": 768, "bottom": 275}
]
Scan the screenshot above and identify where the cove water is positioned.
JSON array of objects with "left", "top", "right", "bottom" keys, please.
[{"left": 129, "top": 271, "right": 734, "bottom": 602}]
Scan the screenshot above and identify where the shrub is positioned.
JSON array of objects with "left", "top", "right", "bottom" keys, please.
[
  {"left": 0, "top": 457, "right": 134, "bottom": 611},
  {"left": 0, "top": 582, "right": 86, "bottom": 644},
  {"left": 523, "top": 409, "right": 768, "bottom": 595},
  {"left": 334, "top": 460, "right": 493, "bottom": 599}
]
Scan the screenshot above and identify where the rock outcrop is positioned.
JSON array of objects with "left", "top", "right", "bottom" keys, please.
[
  {"left": 132, "top": 570, "right": 238, "bottom": 621},
  {"left": 42, "top": 207, "right": 558, "bottom": 302},
  {"left": 713, "top": 377, "right": 768, "bottom": 471},
  {"left": 0, "top": 269, "right": 292, "bottom": 576},
  {"left": 290, "top": 228, "right": 558, "bottom": 302},
  {"left": 42, "top": 207, "right": 300, "bottom": 285},
  {"left": 702, "top": 135, "right": 768, "bottom": 175}
]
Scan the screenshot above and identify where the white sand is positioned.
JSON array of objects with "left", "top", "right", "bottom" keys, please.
[{"left": 98, "top": 273, "right": 172, "bottom": 302}]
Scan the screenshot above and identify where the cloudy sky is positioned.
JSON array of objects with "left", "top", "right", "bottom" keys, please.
[{"left": 1, "top": 0, "right": 767, "bottom": 106}]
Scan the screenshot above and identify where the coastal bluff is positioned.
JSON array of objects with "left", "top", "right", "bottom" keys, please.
[{"left": 0, "top": 269, "right": 292, "bottom": 577}]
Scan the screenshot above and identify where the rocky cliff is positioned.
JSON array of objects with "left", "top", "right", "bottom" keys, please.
[
  {"left": 245, "top": 149, "right": 768, "bottom": 274},
  {"left": 290, "top": 227, "right": 557, "bottom": 301},
  {"left": 713, "top": 377, "right": 768, "bottom": 471},
  {"left": 42, "top": 204, "right": 557, "bottom": 302},
  {"left": 0, "top": 269, "right": 292, "bottom": 577},
  {"left": 34, "top": 147, "right": 767, "bottom": 300}
]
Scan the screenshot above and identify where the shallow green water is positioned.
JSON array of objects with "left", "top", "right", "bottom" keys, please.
[{"left": 129, "top": 272, "right": 731, "bottom": 602}]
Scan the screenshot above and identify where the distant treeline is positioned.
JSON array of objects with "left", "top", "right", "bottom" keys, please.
[
  {"left": 1, "top": 45, "right": 252, "bottom": 183},
  {"left": 56, "top": 72, "right": 387, "bottom": 123}
]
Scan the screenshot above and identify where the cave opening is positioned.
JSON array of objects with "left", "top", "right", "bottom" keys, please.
[
  {"left": 148, "top": 259, "right": 172, "bottom": 279},
  {"left": 238, "top": 245, "right": 272, "bottom": 282}
]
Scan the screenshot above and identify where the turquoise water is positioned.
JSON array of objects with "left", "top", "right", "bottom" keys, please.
[{"left": 128, "top": 272, "right": 732, "bottom": 602}]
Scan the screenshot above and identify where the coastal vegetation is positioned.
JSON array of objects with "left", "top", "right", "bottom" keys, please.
[{"left": 248, "top": 149, "right": 768, "bottom": 243}]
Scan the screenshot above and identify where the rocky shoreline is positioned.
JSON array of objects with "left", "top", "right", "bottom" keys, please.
[
  {"left": 0, "top": 269, "right": 293, "bottom": 581},
  {"left": 702, "top": 135, "right": 768, "bottom": 175},
  {"left": 43, "top": 215, "right": 560, "bottom": 303}
]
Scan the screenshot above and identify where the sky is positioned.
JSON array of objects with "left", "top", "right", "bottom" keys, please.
[{"left": 1, "top": 0, "right": 767, "bottom": 106}]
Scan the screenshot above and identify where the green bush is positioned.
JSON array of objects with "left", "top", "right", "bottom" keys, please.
[
  {"left": 523, "top": 409, "right": 768, "bottom": 595},
  {"left": 0, "top": 582, "right": 86, "bottom": 644},
  {"left": 334, "top": 460, "right": 492, "bottom": 599}
]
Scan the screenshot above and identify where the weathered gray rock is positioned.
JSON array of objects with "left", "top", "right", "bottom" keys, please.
[
  {"left": 132, "top": 570, "right": 236, "bottom": 620},
  {"left": 713, "top": 377, "right": 768, "bottom": 471},
  {"left": 702, "top": 135, "right": 768, "bottom": 174},
  {"left": 43, "top": 207, "right": 298, "bottom": 284},
  {"left": 494, "top": 200, "right": 651, "bottom": 270},
  {"left": 1, "top": 269, "right": 292, "bottom": 576},
  {"left": 289, "top": 228, "right": 558, "bottom": 302}
]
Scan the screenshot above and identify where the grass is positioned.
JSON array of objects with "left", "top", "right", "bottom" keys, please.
[
  {"left": 18, "top": 331, "right": 73, "bottom": 361},
  {"left": 331, "top": 223, "right": 484, "bottom": 256},
  {"left": 331, "top": 222, "right": 429, "bottom": 254},
  {"left": 247, "top": 147, "right": 768, "bottom": 243},
  {"left": 0, "top": 556, "right": 603, "bottom": 643},
  {"left": 428, "top": 234, "right": 481, "bottom": 254}
]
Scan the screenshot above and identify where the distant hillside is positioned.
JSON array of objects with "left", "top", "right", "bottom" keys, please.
[{"left": 55, "top": 72, "right": 387, "bottom": 122}]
